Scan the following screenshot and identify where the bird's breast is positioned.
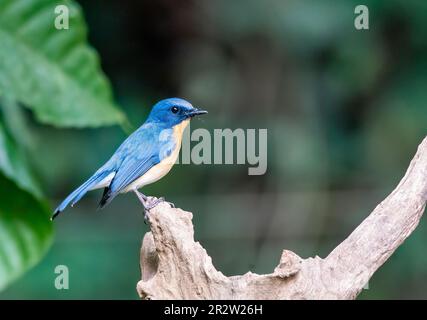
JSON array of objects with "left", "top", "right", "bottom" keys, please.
[{"left": 123, "top": 119, "right": 190, "bottom": 192}]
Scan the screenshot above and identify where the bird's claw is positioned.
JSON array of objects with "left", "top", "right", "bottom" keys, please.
[
  {"left": 144, "top": 197, "right": 175, "bottom": 211},
  {"left": 156, "top": 197, "right": 175, "bottom": 208},
  {"left": 140, "top": 195, "right": 175, "bottom": 224},
  {"left": 156, "top": 196, "right": 175, "bottom": 208}
]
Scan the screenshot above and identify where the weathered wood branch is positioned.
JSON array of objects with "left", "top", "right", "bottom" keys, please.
[{"left": 137, "top": 136, "right": 427, "bottom": 299}]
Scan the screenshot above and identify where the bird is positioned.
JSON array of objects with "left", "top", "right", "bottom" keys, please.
[{"left": 52, "top": 98, "right": 207, "bottom": 220}]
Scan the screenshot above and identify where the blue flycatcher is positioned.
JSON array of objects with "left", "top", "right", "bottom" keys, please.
[{"left": 52, "top": 98, "right": 207, "bottom": 220}]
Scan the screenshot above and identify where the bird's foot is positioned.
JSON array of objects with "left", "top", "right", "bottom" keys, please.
[
  {"left": 134, "top": 190, "right": 152, "bottom": 223},
  {"left": 144, "top": 196, "right": 174, "bottom": 211},
  {"left": 134, "top": 191, "right": 174, "bottom": 223},
  {"left": 145, "top": 197, "right": 165, "bottom": 211}
]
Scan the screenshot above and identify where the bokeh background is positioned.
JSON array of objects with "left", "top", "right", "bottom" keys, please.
[{"left": 1, "top": 0, "right": 427, "bottom": 299}]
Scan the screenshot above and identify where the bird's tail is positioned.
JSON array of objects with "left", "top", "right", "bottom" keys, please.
[{"left": 52, "top": 171, "right": 112, "bottom": 220}]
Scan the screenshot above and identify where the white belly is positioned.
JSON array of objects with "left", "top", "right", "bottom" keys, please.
[{"left": 122, "top": 119, "right": 189, "bottom": 193}]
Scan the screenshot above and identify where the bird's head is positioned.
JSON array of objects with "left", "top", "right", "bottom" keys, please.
[{"left": 147, "top": 98, "right": 207, "bottom": 127}]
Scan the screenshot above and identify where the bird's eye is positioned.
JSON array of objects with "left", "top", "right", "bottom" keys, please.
[{"left": 171, "top": 106, "right": 179, "bottom": 114}]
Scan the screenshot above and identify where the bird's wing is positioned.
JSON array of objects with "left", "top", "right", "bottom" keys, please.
[
  {"left": 98, "top": 125, "right": 163, "bottom": 208},
  {"left": 110, "top": 152, "right": 159, "bottom": 193}
]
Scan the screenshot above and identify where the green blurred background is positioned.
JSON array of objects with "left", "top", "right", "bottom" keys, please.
[{"left": 1, "top": 0, "right": 427, "bottom": 299}]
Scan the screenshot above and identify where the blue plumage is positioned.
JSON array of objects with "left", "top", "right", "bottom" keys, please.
[
  {"left": 52, "top": 98, "right": 207, "bottom": 219},
  {"left": 53, "top": 170, "right": 111, "bottom": 214}
]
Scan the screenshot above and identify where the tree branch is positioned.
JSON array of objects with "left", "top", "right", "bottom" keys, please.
[{"left": 137, "top": 136, "right": 427, "bottom": 299}]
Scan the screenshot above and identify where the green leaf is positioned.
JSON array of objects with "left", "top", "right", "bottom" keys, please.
[
  {"left": 0, "top": 120, "right": 52, "bottom": 291},
  {"left": 0, "top": 121, "right": 41, "bottom": 198},
  {"left": 0, "top": 0, "right": 125, "bottom": 127},
  {"left": 0, "top": 173, "right": 53, "bottom": 291}
]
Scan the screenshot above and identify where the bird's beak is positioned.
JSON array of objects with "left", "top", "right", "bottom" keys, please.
[{"left": 187, "top": 108, "right": 208, "bottom": 118}]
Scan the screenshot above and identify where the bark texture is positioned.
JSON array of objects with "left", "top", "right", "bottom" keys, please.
[{"left": 137, "top": 136, "right": 427, "bottom": 299}]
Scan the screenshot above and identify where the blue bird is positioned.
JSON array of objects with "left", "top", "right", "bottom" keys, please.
[{"left": 52, "top": 98, "right": 207, "bottom": 220}]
